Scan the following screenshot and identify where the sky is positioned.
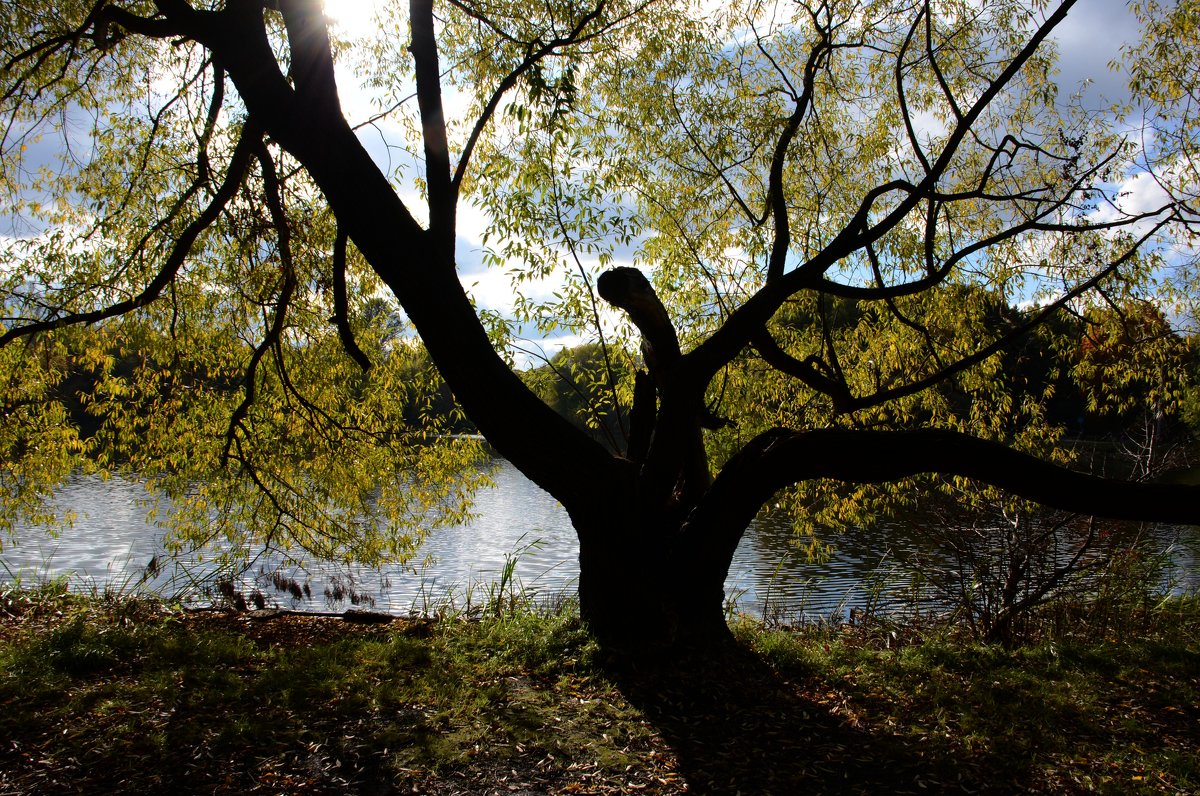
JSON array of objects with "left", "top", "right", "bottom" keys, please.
[
  {"left": 324, "top": 0, "right": 1143, "bottom": 101},
  {"left": 1051, "top": 0, "right": 1139, "bottom": 105}
]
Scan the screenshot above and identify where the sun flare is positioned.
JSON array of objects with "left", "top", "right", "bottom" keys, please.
[{"left": 322, "top": 0, "right": 384, "bottom": 37}]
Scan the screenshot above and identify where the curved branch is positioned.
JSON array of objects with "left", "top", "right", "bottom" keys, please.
[
  {"left": 896, "top": 6, "right": 932, "bottom": 175},
  {"left": 764, "top": 13, "right": 838, "bottom": 282},
  {"left": 450, "top": 0, "right": 621, "bottom": 195},
  {"left": 596, "top": 265, "right": 730, "bottom": 428},
  {"left": 751, "top": 428, "right": 1200, "bottom": 522},
  {"left": 224, "top": 140, "right": 298, "bottom": 462},
  {"left": 744, "top": 216, "right": 1168, "bottom": 416},
  {"left": 669, "top": 90, "right": 762, "bottom": 226},
  {"left": 837, "top": 217, "right": 1170, "bottom": 413},
  {"left": 750, "top": 328, "right": 851, "bottom": 408},
  {"left": 0, "top": 124, "right": 261, "bottom": 346},
  {"left": 103, "top": 4, "right": 192, "bottom": 39},
  {"left": 923, "top": 0, "right": 964, "bottom": 123},
  {"left": 196, "top": 60, "right": 226, "bottom": 184},
  {"left": 688, "top": 1, "right": 1081, "bottom": 385},
  {"left": 331, "top": 227, "right": 372, "bottom": 372},
  {"left": 816, "top": 202, "right": 1165, "bottom": 304}
]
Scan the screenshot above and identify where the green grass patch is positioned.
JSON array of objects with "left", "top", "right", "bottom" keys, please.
[
  {"left": 1, "top": 591, "right": 1197, "bottom": 793},
  {"left": 0, "top": 593, "right": 662, "bottom": 793},
  {"left": 738, "top": 608, "right": 1200, "bottom": 792}
]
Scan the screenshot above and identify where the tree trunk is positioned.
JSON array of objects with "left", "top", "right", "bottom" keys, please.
[{"left": 572, "top": 508, "right": 734, "bottom": 653}]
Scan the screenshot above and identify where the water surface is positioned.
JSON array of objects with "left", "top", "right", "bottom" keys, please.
[{"left": 3, "top": 461, "right": 1197, "bottom": 620}]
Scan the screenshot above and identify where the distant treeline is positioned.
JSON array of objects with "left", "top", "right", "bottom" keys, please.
[
  {"left": 521, "top": 296, "right": 1200, "bottom": 452},
  {"left": 30, "top": 293, "right": 1200, "bottom": 460}
]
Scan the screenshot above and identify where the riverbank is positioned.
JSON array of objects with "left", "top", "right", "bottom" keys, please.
[{"left": 1, "top": 584, "right": 1197, "bottom": 794}]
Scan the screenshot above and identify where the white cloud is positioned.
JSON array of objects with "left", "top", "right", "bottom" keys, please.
[
  {"left": 510, "top": 333, "right": 586, "bottom": 369},
  {"left": 1115, "top": 170, "right": 1174, "bottom": 217},
  {"left": 1089, "top": 169, "right": 1176, "bottom": 229},
  {"left": 461, "top": 266, "right": 559, "bottom": 313},
  {"left": 455, "top": 200, "right": 492, "bottom": 250}
]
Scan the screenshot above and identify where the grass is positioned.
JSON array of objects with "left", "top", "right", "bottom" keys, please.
[
  {"left": 733, "top": 604, "right": 1200, "bottom": 793},
  {"left": 0, "top": 584, "right": 666, "bottom": 794},
  {"left": 0, "top": 584, "right": 1197, "bottom": 794}
]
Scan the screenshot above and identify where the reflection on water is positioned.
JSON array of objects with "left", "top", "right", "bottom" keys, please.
[{"left": 3, "top": 461, "right": 1198, "bottom": 620}]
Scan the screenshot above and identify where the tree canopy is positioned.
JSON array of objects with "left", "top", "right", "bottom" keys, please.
[{"left": 1, "top": 0, "right": 1198, "bottom": 646}]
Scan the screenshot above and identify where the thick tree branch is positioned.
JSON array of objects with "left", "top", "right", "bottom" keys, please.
[
  {"left": 685, "top": 427, "right": 1200, "bottom": 583},
  {"left": 105, "top": 3, "right": 191, "bottom": 39},
  {"left": 163, "top": 0, "right": 622, "bottom": 509},
  {"left": 195, "top": 60, "right": 226, "bottom": 183},
  {"left": 597, "top": 267, "right": 722, "bottom": 509},
  {"left": 410, "top": 0, "right": 454, "bottom": 249},
  {"left": 627, "top": 370, "right": 656, "bottom": 463},
  {"left": 597, "top": 267, "right": 680, "bottom": 384},
  {"left": 278, "top": 0, "right": 341, "bottom": 115}
]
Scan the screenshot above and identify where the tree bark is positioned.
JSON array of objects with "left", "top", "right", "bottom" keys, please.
[{"left": 572, "top": 502, "right": 733, "bottom": 651}]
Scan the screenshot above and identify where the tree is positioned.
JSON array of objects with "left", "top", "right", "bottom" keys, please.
[
  {"left": 523, "top": 342, "right": 633, "bottom": 448},
  {"left": 1074, "top": 301, "right": 1193, "bottom": 474},
  {"left": 2, "top": 0, "right": 1198, "bottom": 650}
]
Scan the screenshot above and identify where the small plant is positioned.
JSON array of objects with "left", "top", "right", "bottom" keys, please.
[
  {"left": 857, "top": 552, "right": 903, "bottom": 620},
  {"left": 723, "top": 585, "right": 749, "bottom": 622},
  {"left": 264, "top": 568, "right": 312, "bottom": 602},
  {"left": 485, "top": 533, "right": 544, "bottom": 617},
  {"left": 757, "top": 552, "right": 796, "bottom": 626}
]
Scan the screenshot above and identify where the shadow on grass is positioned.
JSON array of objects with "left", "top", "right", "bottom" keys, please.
[
  {"left": 603, "top": 641, "right": 984, "bottom": 795},
  {"left": 5, "top": 594, "right": 1195, "bottom": 794}
]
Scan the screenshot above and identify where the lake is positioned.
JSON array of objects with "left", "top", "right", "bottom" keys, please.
[{"left": 3, "top": 460, "right": 1198, "bottom": 621}]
